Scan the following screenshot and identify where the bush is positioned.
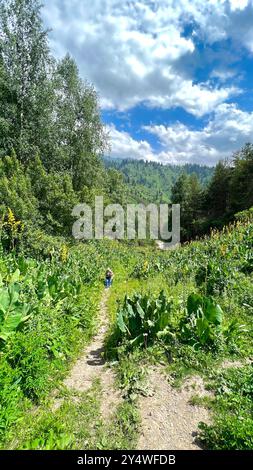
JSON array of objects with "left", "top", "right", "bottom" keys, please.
[
  {"left": 195, "top": 261, "right": 230, "bottom": 295},
  {"left": 6, "top": 330, "right": 53, "bottom": 402},
  {"left": 114, "top": 291, "right": 173, "bottom": 350},
  {"left": 180, "top": 293, "right": 245, "bottom": 351}
]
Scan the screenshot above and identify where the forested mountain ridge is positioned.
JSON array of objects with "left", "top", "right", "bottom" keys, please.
[
  {"left": 104, "top": 157, "right": 214, "bottom": 202},
  {"left": 104, "top": 151, "right": 253, "bottom": 242}
]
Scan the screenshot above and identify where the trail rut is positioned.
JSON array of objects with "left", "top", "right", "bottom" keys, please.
[{"left": 59, "top": 289, "right": 121, "bottom": 419}]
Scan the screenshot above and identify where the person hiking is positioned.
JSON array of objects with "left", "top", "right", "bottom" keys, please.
[{"left": 105, "top": 268, "right": 114, "bottom": 288}]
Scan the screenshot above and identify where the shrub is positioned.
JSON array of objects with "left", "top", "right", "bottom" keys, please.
[
  {"left": 195, "top": 261, "right": 230, "bottom": 295},
  {"left": 115, "top": 291, "right": 173, "bottom": 349},
  {"left": 180, "top": 293, "right": 245, "bottom": 351}
]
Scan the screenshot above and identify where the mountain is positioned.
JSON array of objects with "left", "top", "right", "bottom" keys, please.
[{"left": 104, "top": 157, "right": 214, "bottom": 202}]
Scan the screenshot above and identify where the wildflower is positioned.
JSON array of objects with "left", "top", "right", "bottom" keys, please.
[
  {"left": 5, "top": 208, "right": 22, "bottom": 233},
  {"left": 143, "top": 260, "right": 149, "bottom": 271},
  {"left": 220, "top": 245, "right": 227, "bottom": 256},
  {"left": 4, "top": 208, "right": 23, "bottom": 235},
  {"left": 2, "top": 208, "right": 23, "bottom": 250},
  {"left": 60, "top": 244, "right": 68, "bottom": 263}
]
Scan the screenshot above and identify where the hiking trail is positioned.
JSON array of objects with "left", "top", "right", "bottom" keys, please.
[
  {"left": 56, "top": 288, "right": 121, "bottom": 420},
  {"left": 137, "top": 359, "right": 249, "bottom": 450},
  {"left": 138, "top": 368, "right": 212, "bottom": 450}
]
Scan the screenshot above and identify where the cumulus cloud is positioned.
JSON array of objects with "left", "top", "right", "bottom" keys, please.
[
  {"left": 107, "top": 124, "right": 157, "bottom": 161},
  {"left": 42, "top": 0, "right": 253, "bottom": 165},
  {"left": 42, "top": 0, "right": 252, "bottom": 115},
  {"left": 109, "top": 104, "right": 253, "bottom": 166}
]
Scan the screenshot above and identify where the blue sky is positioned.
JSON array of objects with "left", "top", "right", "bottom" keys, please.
[{"left": 42, "top": 0, "right": 253, "bottom": 166}]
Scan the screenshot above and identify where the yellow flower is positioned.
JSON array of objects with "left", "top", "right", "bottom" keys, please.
[
  {"left": 60, "top": 244, "right": 68, "bottom": 262},
  {"left": 7, "top": 208, "right": 15, "bottom": 226},
  {"left": 4, "top": 208, "right": 22, "bottom": 234},
  {"left": 143, "top": 260, "right": 149, "bottom": 271},
  {"left": 220, "top": 245, "right": 227, "bottom": 256}
]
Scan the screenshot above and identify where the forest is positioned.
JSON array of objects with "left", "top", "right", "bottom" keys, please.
[
  {"left": 0, "top": 0, "right": 252, "bottom": 453},
  {"left": 104, "top": 157, "right": 214, "bottom": 202}
]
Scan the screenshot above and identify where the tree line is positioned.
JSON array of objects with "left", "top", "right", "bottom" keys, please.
[
  {"left": 104, "top": 157, "right": 214, "bottom": 203},
  {"left": 171, "top": 145, "right": 253, "bottom": 240}
]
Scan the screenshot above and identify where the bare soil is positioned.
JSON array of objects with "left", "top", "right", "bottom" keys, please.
[
  {"left": 155, "top": 240, "right": 181, "bottom": 251},
  {"left": 138, "top": 369, "right": 212, "bottom": 450},
  {"left": 57, "top": 289, "right": 121, "bottom": 419}
]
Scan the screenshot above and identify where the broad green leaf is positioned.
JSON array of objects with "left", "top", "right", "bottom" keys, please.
[
  {"left": 117, "top": 309, "right": 127, "bottom": 333},
  {"left": 9, "top": 269, "right": 20, "bottom": 284},
  {"left": 8, "top": 283, "right": 19, "bottom": 305},
  {"left": 136, "top": 301, "right": 145, "bottom": 319},
  {"left": 204, "top": 298, "right": 223, "bottom": 325},
  {"left": 0, "top": 312, "right": 23, "bottom": 336},
  {"left": 0, "top": 288, "right": 10, "bottom": 313},
  {"left": 126, "top": 303, "right": 135, "bottom": 318},
  {"left": 187, "top": 293, "right": 203, "bottom": 315},
  {"left": 156, "top": 311, "right": 170, "bottom": 332}
]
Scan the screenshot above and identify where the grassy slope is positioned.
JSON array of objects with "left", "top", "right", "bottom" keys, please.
[
  {"left": 0, "top": 216, "right": 252, "bottom": 449},
  {"left": 105, "top": 218, "right": 253, "bottom": 449}
]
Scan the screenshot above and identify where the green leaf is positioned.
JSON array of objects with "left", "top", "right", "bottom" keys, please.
[
  {"left": 136, "top": 301, "right": 145, "bottom": 319},
  {"left": 187, "top": 293, "right": 203, "bottom": 315},
  {"left": 0, "top": 288, "right": 10, "bottom": 313},
  {"left": 204, "top": 298, "right": 223, "bottom": 325},
  {"left": 0, "top": 312, "right": 23, "bottom": 338},
  {"left": 117, "top": 309, "right": 127, "bottom": 333},
  {"left": 9, "top": 269, "right": 20, "bottom": 284},
  {"left": 126, "top": 303, "right": 135, "bottom": 318},
  {"left": 8, "top": 283, "right": 19, "bottom": 305}
]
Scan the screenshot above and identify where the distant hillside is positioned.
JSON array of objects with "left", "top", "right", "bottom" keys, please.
[{"left": 104, "top": 157, "right": 214, "bottom": 202}]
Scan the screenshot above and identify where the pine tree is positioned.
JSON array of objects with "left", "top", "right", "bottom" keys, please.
[
  {"left": 230, "top": 144, "right": 253, "bottom": 212},
  {"left": 205, "top": 161, "right": 231, "bottom": 220}
]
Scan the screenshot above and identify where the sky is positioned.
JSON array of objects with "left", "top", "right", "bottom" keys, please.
[{"left": 42, "top": 0, "right": 253, "bottom": 166}]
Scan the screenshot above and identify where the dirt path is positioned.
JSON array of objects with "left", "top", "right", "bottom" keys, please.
[
  {"left": 155, "top": 240, "right": 181, "bottom": 251},
  {"left": 138, "top": 369, "right": 212, "bottom": 450},
  {"left": 61, "top": 288, "right": 121, "bottom": 419}
]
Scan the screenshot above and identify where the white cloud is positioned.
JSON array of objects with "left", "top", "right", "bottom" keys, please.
[
  {"left": 109, "top": 104, "right": 253, "bottom": 165},
  {"left": 229, "top": 0, "right": 250, "bottom": 11},
  {"left": 107, "top": 124, "right": 157, "bottom": 161},
  {"left": 42, "top": 0, "right": 252, "bottom": 115},
  {"left": 211, "top": 68, "right": 238, "bottom": 82}
]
